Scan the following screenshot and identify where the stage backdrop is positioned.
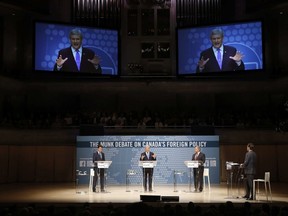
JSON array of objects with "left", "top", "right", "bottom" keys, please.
[{"left": 76, "top": 135, "right": 219, "bottom": 186}]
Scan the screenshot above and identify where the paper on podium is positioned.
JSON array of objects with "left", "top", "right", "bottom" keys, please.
[
  {"left": 95, "top": 161, "right": 112, "bottom": 169},
  {"left": 138, "top": 160, "right": 157, "bottom": 168},
  {"left": 184, "top": 160, "right": 200, "bottom": 168}
]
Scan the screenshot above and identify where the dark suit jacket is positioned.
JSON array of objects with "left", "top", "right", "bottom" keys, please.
[
  {"left": 196, "top": 45, "right": 245, "bottom": 73},
  {"left": 192, "top": 152, "right": 206, "bottom": 167},
  {"left": 93, "top": 151, "right": 105, "bottom": 168},
  {"left": 140, "top": 152, "right": 156, "bottom": 161},
  {"left": 53, "top": 47, "right": 102, "bottom": 74},
  {"left": 243, "top": 150, "right": 257, "bottom": 175}
]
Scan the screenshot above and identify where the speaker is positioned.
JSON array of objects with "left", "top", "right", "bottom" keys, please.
[
  {"left": 79, "top": 125, "right": 104, "bottom": 136},
  {"left": 140, "top": 195, "right": 161, "bottom": 202},
  {"left": 161, "top": 196, "right": 179, "bottom": 202}
]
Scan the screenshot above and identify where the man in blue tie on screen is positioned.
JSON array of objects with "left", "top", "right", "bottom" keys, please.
[
  {"left": 196, "top": 29, "right": 245, "bottom": 73},
  {"left": 140, "top": 145, "right": 157, "bottom": 192},
  {"left": 54, "top": 29, "right": 102, "bottom": 74},
  {"left": 92, "top": 144, "right": 105, "bottom": 192}
]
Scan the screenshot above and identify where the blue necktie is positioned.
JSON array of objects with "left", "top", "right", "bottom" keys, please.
[
  {"left": 217, "top": 48, "right": 222, "bottom": 69},
  {"left": 75, "top": 49, "right": 81, "bottom": 71}
]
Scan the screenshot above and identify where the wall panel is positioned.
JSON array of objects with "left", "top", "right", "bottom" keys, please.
[
  {"left": 18, "top": 146, "right": 36, "bottom": 182},
  {"left": 54, "top": 146, "right": 75, "bottom": 182},
  {"left": 36, "top": 146, "right": 55, "bottom": 182},
  {"left": 8, "top": 146, "right": 18, "bottom": 182},
  {"left": 0, "top": 146, "right": 9, "bottom": 183},
  {"left": 276, "top": 145, "right": 288, "bottom": 182}
]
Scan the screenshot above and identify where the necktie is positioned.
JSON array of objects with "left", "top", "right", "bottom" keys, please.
[
  {"left": 146, "top": 152, "right": 149, "bottom": 159},
  {"left": 217, "top": 48, "right": 222, "bottom": 69},
  {"left": 99, "top": 152, "right": 102, "bottom": 159},
  {"left": 75, "top": 49, "right": 81, "bottom": 71}
]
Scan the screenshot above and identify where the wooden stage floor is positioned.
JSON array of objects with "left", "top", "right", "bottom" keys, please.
[{"left": 0, "top": 182, "right": 287, "bottom": 205}]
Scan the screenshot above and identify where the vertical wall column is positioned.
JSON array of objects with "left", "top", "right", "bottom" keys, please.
[
  {"left": 176, "top": 0, "right": 222, "bottom": 27},
  {"left": 72, "top": 0, "right": 122, "bottom": 28}
]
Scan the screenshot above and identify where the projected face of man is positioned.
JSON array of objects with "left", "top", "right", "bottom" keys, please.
[
  {"left": 210, "top": 33, "right": 223, "bottom": 49},
  {"left": 70, "top": 34, "right": 82, "bottom": 50}
]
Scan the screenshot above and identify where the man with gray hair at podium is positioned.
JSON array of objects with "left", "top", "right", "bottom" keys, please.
[
  {"left": 140, "top": 145, "right": 157, "bottom": 192},
  {"left": 192, "top": 146, "right": 206, "bottom": 192}
]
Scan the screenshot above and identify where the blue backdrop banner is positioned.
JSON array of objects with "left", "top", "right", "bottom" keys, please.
[{"left": 76, "top": 135, "right": 220, "bottom": 186}]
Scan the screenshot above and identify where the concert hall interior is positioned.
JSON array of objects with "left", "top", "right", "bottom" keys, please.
[{"left": 1, "top": 0, "right": 288, "bottom": 214}]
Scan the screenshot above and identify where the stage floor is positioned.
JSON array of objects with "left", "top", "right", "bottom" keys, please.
[{"left": 0, "top": 182, "right": 287, "bottom": 204}]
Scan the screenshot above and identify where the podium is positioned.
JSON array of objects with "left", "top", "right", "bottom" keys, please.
[
  {"left": 138, "top": 161, "right": 157, "bottom": 191},
  {"left": 126, "top": 169, "right": 137, "bottom": 192},
  {"left": 184, "top": 160, "right": 201, "bottom": 192},
  {"left": 94, "top": 161, "right": 112, "bottom": 192},
  {"left": 184, "top": 160, "right": 201, "bottom": 168},
  {"left": 226, "top": 161, "right": 243, "bottom": 198},
  {"left": 173, "top": 170, "right": 185, "bottom": 192},
  {"left": 138, "top": 160, "right": 157, "bottom": 168},
  {"left": 95, "top": 161, "right": 112, "bottom": 169}
]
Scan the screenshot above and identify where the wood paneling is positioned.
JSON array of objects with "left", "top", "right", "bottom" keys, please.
[
  {"left": 36, "top": 146, "right": 55, "bottom": 182},
  {"left": 18, "top": 146, "right": 36, "bottom": 182},
  {"left": 0, "top": 146, "right": 9, "bottom": 183},
  {"left": 54, "top": 146, "right": 75, "bottom": 182},
  {"left": 7, "top": 146, "right": 18, "bottom": 182}
]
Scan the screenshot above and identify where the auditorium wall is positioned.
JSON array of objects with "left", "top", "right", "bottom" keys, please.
[{"left": 0, "top": 128, "right": 288, "bottom": 184}]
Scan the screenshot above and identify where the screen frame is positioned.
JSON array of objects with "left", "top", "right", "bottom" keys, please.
[
  {"left": 176, "top": 19, "right": 266, "bottom": 78},
  {"left": 33, "top": 20, "right": 120, "bottom": 79}
]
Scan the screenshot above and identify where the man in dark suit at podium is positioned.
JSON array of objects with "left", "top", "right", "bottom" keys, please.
[
  {"left": 54, "top": 28, "right": 102, "bottom": 74},
  {"left": 92, "top": 144, "right": 105, "bottom": 192},
  {"left": 140, "top": 145, "right": 157, "bottom": 192},
  {"left": 192, "top": 146, "right": 206, "bottom": 192},
  {"left": 241, "top": 143, "right": 257, "bottom": 200}
]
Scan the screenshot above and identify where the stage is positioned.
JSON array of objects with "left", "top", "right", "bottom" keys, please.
[{"left": 0, "top": 182, "right": 287, "bottom": 205}]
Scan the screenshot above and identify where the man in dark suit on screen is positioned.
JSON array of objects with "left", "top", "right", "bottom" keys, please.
[
  {"left": 92, "top": 144, "right": 105, "bottom": 192},
  {"left": 54, "top": 28, "right": 102, "bottom": 74},
  {"left": 140, "top": 145, "right": 157, "bottom": 192},
  {"left": 241, "top": 143, "right": 257, "bottom": 200},
  {"left": 192, "top": 146, "right": 206, "bottom": 192},
  {"left": 196, "top": 29, "right": 245, "bottom": 73}
]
